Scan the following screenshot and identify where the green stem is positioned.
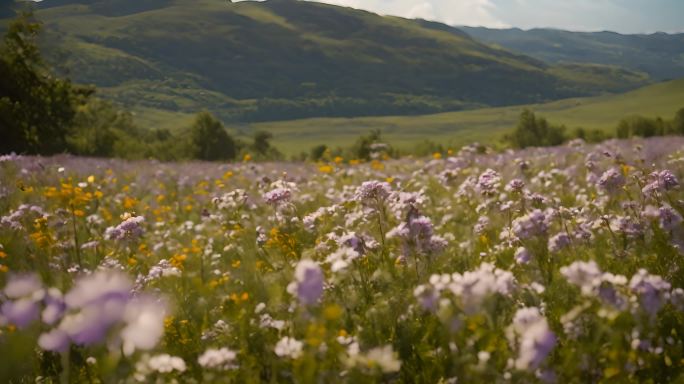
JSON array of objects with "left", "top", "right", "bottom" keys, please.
[
  {"left": 60, "top": 349, "right": 70, "bottom": 384},
  {"left": 70, "top": 204, "right": 82, "bottom": 268}
]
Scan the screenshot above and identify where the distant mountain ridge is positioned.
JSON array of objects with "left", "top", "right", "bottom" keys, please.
[
  {"left": 461, "top": 27, "right": 684, "bottom": 81},
  {"left": 0, "top": 0, "right": 670, "bottom": 122}
]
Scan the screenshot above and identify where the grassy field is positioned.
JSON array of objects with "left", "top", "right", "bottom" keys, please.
[
  {"left": 131, "top": 78, "right": 684, "bottom": 156},
  {"left": 248, "top": 78, "right": 684, "bottom": 155}
]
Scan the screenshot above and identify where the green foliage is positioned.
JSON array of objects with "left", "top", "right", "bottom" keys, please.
[
  {"left": 247, "top": 130, "right": 283, "bottom": 161},
  {"left": 615, "top": 116, "right": 666, "bottom": 138},
  {"left": 613, "top": 109, "right": 684, "bottom": 139},
  {"left": 190, "top": 111, "right": 237, "bottom": 161},
  {"left": 572, "top": 127, "right": 610, "bottom": 143},
  {"left": 0, "top": 10, "right": 92, "bottom": 155},
  {"left": 309, "top": 144, "right": 328, "bottom": 162},
  {"left": 672, "top": 107, "right": 684, "bottom": 135},
  {"left": 67, "top": 98, "right": 138, "bottom": 157},
  {"left": 507, "top": 109, "right": 567, "bottom": 148},
  {"left": 345, "top": 129, "right": 401, "bottom": 160}
]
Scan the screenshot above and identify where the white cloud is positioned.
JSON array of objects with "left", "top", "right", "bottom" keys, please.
[
  {"left": 234, "top": 0, "right": 682, "bottom": 33},
  {"left": 407, "top": 2, "right": 436, "bottom": 20},
  {"left": 305, "top": 0, "right": 509, "bottom": 28}
]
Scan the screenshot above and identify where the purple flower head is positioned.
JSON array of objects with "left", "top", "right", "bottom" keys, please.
[
  {"left": 642, "top": 170, "right": 679, "bottom": 196},
  {"left": 449, "top": 263, "right": 516, "bottom": 314},
  {"left": 42, "top": 288, "right": 66, "bottom": 325},
  {"left": 105, "top": 215, "right": 145, "bottom": 242},
  {"left": 288, "top": 260, "right": 324, "bottom": 305},
  {"left": 60, "top": 271, "right": 133, "bottom": 345},
  {"left": 408, "top": 216, "right": 434, "bottom": 239},
  {"left": 505, "top": 179, "right": 525, "bottom": 193},
  {"left": 596, "top": 273, "right": 629, "bottom": 310},
  {"left": 610, "top": 216, "right": 643, "bottom": 238},
  {"left": 4, "top": 273, "right": 42, "bottom": 299},
  {"left": 33, "top": 270, "right": 169, "bottom": 353},
  {"left": 512, "top": 209, "right": 548, "bottom": 239},
  {"left": 1, "top": 273, "right": 44, "bottom": 328},
  {"left": 476, "top": 169, "right": 501, "bottom": 196},
  {"left": 597, "top": 168, "right": 625, "bottom": 194},
  {"left": 413, "top": 285, "right": 440, "bottom": 312},
  {"left": 573, "top": 222, "right": 594, "bottom": 241},
  {"left": 2, "top": 298, "right": 40, "bottom": 329},
  {"left": 38, "top": 329, "right": 70, "bottom": 352},
  {"left": 629, "top": 269, "right": 671, "bottom": 316},
  {"left": 514, "top": 247, "right": 531, "bottom": 264},
  {"left": 658, "top": 205, "right": 682, "bottom": 231},
  {"left": 510, "top": 307, "right": 556, "bottom": 371},
  {"left": 354, "top": 181, "right": 392, "bottom": 203},
  {"left": 338, "top": 232, "right": 375, "bottom": 255},
  {"left": 65, "top": 271, "right": 132, "bottom": 309},
  {"left": 560, "top": 260, "right": 602, "bottom": 295},
  {"left": 263, "top": 187, "right": 292, "bottom": 206},
  {"left": 474, "top": 216, "right": 490, "bottom": 235},
  {"left": 388, "top": 215, "right": 444, "bottom": 255},
  {"left": 548, "top": 232, "right": 571, "bottom": 253}
]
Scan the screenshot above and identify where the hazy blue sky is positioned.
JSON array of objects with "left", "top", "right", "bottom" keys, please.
[{"left": 293, "top": 0, "right": 684, "bottom": 33}]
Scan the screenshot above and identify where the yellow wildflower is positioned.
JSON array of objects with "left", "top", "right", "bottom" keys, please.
[{"left": 318, "top": 164, "right": 334, "bottom": 174}]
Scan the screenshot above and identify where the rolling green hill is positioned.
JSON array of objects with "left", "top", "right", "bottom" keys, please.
[
  {"left": 238, "top": 78, "right": 684, "bottom": 155},
  {"left": 461, "top": 27, "right": 684, "bottom": 81},
  {"left": 0, "top": 0, "right": 651, "bottom": 122}
]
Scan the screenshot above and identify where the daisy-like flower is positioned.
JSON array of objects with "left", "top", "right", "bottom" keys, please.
[
  {"left": 198, "top": 347, "right": 238, "bottom": 370},
  {"left": 274, "top": 336, "right": 304, "bottom": 359}
]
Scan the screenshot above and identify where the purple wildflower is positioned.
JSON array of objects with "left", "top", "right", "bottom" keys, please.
[
  {"left": 512, "top": 209, "right": 549, "bottom": 239},
  {"left": 515, "top": 247, "right": 531, "bottom": 264},
  {"left": 287, "top": 260, "right": 324, "bottom": 305},
  {"left": 629, "top": 269, "right": 671, "bottom": 317},
  {"left": 1, "top": 273, "right": 43, "bottom": 328},
  {"left": 105, "top": 215, "right": 145, "bottom": 242},
  {"left": 476, "top": 169, "right": 501, "bottom": 196},
  {"left": 658, "top": 205, "right": 682, "bottom": 231},
  {"left": 354, "top": 181, "right": 392, "bottom": 203},
  {"left": 505, "top": 179, "right": 525, "bottom": 193},
  {"left": 548, "top": 232, "right": 571, "bottom": 253},
  {"left": 263, "top": 187, "right": 292, "bottom": 206},
  {"left": 597, "top": 168, "right": 625, "bottom": 194},
  {"left": 642, "top": 170, "right": 679, "bottom": 196},
  {"left": 510, "top": 307, "right": 556, "bottom": 371}
]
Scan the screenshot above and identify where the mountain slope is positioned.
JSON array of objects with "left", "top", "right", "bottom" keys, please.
[
  {"left": 0, "top": 0, "right": 640, "bottom": 121},
  {"left": 461, "top": 27, "right": 684, "bottom": 81}
]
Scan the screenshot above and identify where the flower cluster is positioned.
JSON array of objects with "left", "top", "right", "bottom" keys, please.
[{"left": 1, "top": 137, "right": 683, "bottom": 382}]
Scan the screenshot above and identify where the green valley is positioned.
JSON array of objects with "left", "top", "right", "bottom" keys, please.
[{"left": 243, "top": 78, "right": 684, "bottom": 155}]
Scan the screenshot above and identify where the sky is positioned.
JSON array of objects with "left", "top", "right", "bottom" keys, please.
[{"left": 291, "top": 0, "right": 684, "bottom": 33}]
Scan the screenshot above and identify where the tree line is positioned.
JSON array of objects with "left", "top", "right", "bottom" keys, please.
[{"left": 505, "top": 107, "right": 684, "bottom": 149}]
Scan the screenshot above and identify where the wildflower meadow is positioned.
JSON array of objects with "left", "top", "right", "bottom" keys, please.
[{"left": 1, "top": 137, "right": 684, "bottom": 383}]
